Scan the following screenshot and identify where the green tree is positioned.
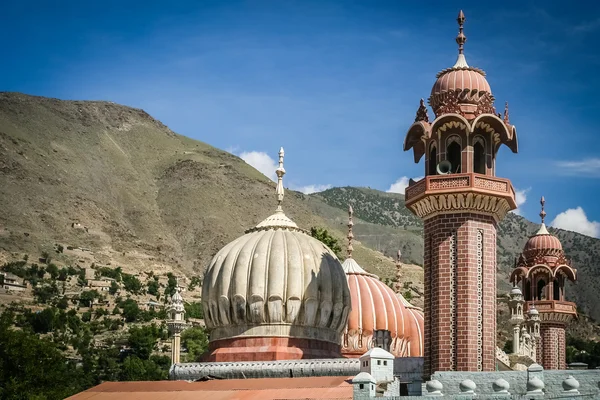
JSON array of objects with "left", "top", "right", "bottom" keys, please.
[
  {"left": 121, "top": 299, "right": 140, "bottom": 322},
  {"left": 46, "top": 263, "right": 59, "bottom": 279},
  {"left": 0, "top": 322, "right": 85, "bottom": 399},
  {"left": 164, "top": 273, "right": 177, "bottom": 298},
  {"left": 310, "top": 227, "right": 342, "bottom": 258},
  {"left": 109, "top": 281, "right": 119, "bottom": 295},
  {"left": 33, "top": 283, "right": 60, "bottom": 304},
  {"left": 79, "top": 290, "right": 100, "bottom": 307},
  {"left": 184, "top": 302, "right": 204, "bottom": 319},
  {"left": 122, "top": 274, "right": 142, "bottom": 294},
  {"left": 147, "top": 279, "right": 159, "bottom": 297},
  {"left": 128, "top": 325, "right": 160, "bottom": 360},
  {"left": 181, "top": 327, "right": 209, "bottom": 362}
]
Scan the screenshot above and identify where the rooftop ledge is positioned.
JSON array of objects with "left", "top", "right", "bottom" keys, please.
[{"left": 404, "top": 173, "right": 517, "bottom": 221}]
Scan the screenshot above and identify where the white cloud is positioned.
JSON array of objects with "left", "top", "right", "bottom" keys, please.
[
  {"left": 239, "top": 150, "right": 278, "bottom": 181},
  {"left": 551, "top": 207, "right": 600, "bottom": 238},
  {"left": 556, "top": 158, "right": 600, "bottom": 177},
  {"left": 512, "top": 187, "right": 530, "bottom": 215},
  {"left": 292, "top": 184, "right": 332, "bottom": 194},
  {"left": 387, "top": 176, "right": 423, "bottom": 194},
  {"left": 238, "top": 149, "right": 331, "bottom": 194}
]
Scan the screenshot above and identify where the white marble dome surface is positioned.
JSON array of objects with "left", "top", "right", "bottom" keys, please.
[{"left": 202, "top": 211, "right": 351, "bottom": 344}]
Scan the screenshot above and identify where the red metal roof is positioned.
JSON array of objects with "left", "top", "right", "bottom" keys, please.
[{"left": 67, "top": 376, "right": 354, "bottom": 400}]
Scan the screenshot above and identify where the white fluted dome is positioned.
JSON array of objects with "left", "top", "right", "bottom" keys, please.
[
  {"left": 202, "top": 209, "right": 351, "bottom": 344},
  {"left": 201, "top": 148, "right": 350, "bottom": 358}
]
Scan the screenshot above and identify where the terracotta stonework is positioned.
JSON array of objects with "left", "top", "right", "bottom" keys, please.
[
  {"left": 403, "top": 11, "right": 517, "bottom": 377},
  {"left": 205, "top": 337, "right": 342, "bottom": 362}
]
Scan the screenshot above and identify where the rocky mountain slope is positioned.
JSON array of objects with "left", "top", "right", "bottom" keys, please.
[
  {"left": 0, "top": 92, "right": 409, "bottom": 294},
  {"left": 310, "top": 187, "right": 600, "bottom": 322},
  {"left": 1, "top": 93, "right": 598, "bottom": 323}
]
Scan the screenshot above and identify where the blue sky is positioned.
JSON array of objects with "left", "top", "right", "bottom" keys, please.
[{"left": 2, "top": 0, "right": 600, "bottom": 236}]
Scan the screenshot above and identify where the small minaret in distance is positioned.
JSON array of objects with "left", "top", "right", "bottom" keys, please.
[
  {"left": 394, "top": 250, "right": 403, "bottom": 294},
  {"left": 167, "top": 286, "right": 187, "bottom": 365}
]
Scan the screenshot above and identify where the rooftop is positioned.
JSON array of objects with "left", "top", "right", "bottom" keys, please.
[{"left": 66, "top": 376, "right": 353, "bottom": 400}]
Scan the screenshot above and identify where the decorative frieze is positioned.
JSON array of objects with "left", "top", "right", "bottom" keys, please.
[{"left": 407, "top": 192, "right": 513, "bottom": 222}]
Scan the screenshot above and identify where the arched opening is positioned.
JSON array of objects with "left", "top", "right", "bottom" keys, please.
[
  {"left": 553, "top": 279, "right": 560, "bottom": 300},
  {"left": 536, "top": 279, "right": 546, "bottom": 300},
  {"left": 524, "top": 280, "right": 531, "bottom": 301},
  {"left": 447, "top": 141, "right": 461, "bottom": 173},
  {"left": 473, "top": 140, "right": 485, "bottom": 174},
  {"left": 428, "top": 145, "right": 437, "bottom": 175}
]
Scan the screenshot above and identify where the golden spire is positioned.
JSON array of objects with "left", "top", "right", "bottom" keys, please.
[
  {"left": 347, "top": 205, "right": 354, "bottom": 258},
  {"left": 275, "top": 147, "right": 285, "bottom": 212}
]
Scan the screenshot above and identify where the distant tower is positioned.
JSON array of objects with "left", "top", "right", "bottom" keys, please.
[
  {"left": 510, "top": 197, "right": 577, "bottom": 369},
  {"left": 394, "top": 250, "right": 403, "bottom": 293},
  {"left": 403, "top": 11, "right": 518, "bottom": 376},
  {"left": 167, "top": 287, "right": 187, "bottom": 365}
]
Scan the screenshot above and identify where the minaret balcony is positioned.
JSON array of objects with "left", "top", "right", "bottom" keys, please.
[
  {"left": 525, "top": 300, "right": 577, "bottom": 323},
  {"left": 404, "top": 173, "right": 517, "bottom": 221}
]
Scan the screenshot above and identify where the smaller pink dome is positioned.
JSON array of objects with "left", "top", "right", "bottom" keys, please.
[
  {"left": 523, "top": 223, "right": 563, "bottom": 259},
  {"left": 431, "top": 68, "right": 491, "bottom": 98}
]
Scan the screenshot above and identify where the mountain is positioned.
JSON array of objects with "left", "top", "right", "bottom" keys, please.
[
  {"left": 1, "top": 92, "right": 599, "bottom": 325},
  {"left": 309, "top": 188, "right": 600, "bottom": 323},
  {"left": 0, "top": 92, "right": 405, "bottom": 293}
]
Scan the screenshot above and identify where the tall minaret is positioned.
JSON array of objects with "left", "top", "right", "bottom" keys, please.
[
  {"left": 403, "top": 11, "right": 518, "bottom": 376},
  {"left": 167, "top": 287, "right": 187, "bottom": 365}
]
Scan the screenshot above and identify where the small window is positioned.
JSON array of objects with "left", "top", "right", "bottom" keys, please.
[
  {"left": 428, "top": 145, "right": 437, "bottom": 175},
  {"left": 377, "top": 360, "right": 381, "bottom": 366},
  {"left": 384, "top": 360, "right": 387, "bottom": 366},
  {"left": 359, "top": 384, "right": 364, "bottom": 389},
  {"left": 447, "top": 141, "right": 461, "bottom": 173},
  {"left": 474, "top": 140, "right": 485, "bottom": 174}
]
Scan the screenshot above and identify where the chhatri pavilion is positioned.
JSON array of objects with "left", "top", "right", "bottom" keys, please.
[{"left": 69, "top": 11, "right": 599, "bottom": 400}]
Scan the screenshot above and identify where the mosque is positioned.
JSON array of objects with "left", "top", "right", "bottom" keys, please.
[{"left": 70, "top": 11, "right": 600, "bottom": 400}]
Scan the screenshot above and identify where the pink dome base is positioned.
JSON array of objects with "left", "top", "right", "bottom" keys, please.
[{"left": 204, "top": 337, "right": 342, "bottom": 362}]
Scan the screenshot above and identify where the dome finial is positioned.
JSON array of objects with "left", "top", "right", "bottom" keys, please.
[
  {"left": 347, "top": 205, "right": 354, "bottom": 258},
  {"left": 456, "top": 10, "right": 466, "bottom": 54},
  {"left": 453, "top": 10, "right": 469, "bottom": 68},
  {"left": 540, "top": 196, "right": 546, "bottom": 224},
  {"left": 535, "top": 196, "right": 550, "bottom": 235},
  {"left": 275, "top": 147, "right": 286, "bottom": 212}
]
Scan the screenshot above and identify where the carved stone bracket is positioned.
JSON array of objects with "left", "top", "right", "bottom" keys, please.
[{"left": 408, "top": 192, "right": 513, "bottom": 222}]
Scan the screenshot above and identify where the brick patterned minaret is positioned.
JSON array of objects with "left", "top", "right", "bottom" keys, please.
[
  {"left": 509, "top": 197, "right": 577, "bottom": 369},
  {"left": 403, "top": 11, "right": 518, "bottom": 378}
]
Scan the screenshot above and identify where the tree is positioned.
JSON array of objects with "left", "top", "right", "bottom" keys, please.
[
  {"left": 147, "top": 279, "right": 159, "bottom": 297},
  {"left": 128, "top": 325, "right": 160, "bottom": 360},
  {"left": 121, "top": 299, "right": 140, "bottom": 322},
  {"left": 0, "top": 322, "right": 85, "bottom": 399},
  {"left": 164, "top": 273, "right": 177, "bottom": 298},
  {"left": 184, "top": 302, "right": 204, "bottom": 319},
  {"left": 46, "top": 263, "right": 59, "bottom": 279},
  {"left": 310, "top": 227, "right": 342, "bottom": 258},
  {"left": 33, "top": 283, "right": 60, "bottom": 304},
  {"left": 109, "top": 281, "right": 119, "bottom": 295},
  {"left": 122, "top": 274, "right": 142, "bottom": 294},
  {"left": 79, "top": 290, "right": 100, "bottom": 307},
  {"left": 181, "top": 327, "right": 209, "bottom": 362}
]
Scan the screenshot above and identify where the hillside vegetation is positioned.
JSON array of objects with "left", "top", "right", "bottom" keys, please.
[{"left": 1, "top": 92, "right": 599, "bottom": 322}]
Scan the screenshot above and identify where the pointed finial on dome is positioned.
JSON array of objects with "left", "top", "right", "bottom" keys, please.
[
  {"left": 347, "top": 204, "right": 354, "bottom": 258},
  {"left": 275, "top": 147, "right": 286, "bottom": 212},
  {"left": 540, "top": 196, "right": 546, "bottom": 224},
  {"left": 453, "top": 10, "right": 469, "bottom": 68},
  {"left": 536, "top": 196, "right": 550, "bottom": 235},
  {"left": 503, "top": 101, "right": 510, "bottom": 124}
]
